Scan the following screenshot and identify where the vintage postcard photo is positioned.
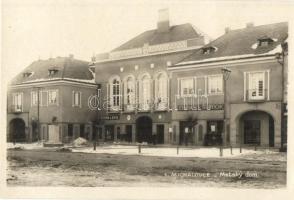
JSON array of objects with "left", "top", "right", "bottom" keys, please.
[{"left": 1, "top": 0, "right": 293, "bottom": 199}]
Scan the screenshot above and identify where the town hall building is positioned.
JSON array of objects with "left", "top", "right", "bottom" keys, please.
[{"left": 7, "top": 9, "right": 288, "bottom": 148}]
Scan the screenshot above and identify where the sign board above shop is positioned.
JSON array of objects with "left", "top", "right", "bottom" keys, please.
[
  {"left": 101, "top": 114, "right": 120, "bottom": 120},
  {"left": 177, "top": 104, "right": 224, "bottom": 111}
]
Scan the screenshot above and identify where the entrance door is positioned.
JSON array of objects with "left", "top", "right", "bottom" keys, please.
[
  {"left": 244, "top": 120, "right": 261, "bottom": 144},
  {"left": 48, "top": 125, "right": 60, "bottom": 143},
  {"left": 125, "top": 125, "right": 132, "bottom": 142},
  {"left": 136, "top": 116, "right": 152, "bottom": 143},
  {"left": 9, "top": 118, "right": 26, "bottom": 142},
  {"left": 156, "top": 124, "right": 164, "bottom": 144},
  {"left": 179, "top": 121, "right": 191, "bottom": 145},
  {"left": 105, "top": 125, "right": 114, "bottom": 141}
]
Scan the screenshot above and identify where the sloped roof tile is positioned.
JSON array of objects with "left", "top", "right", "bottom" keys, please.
[
  {"left": 112, "top": 23, "right": 203, "bottom": 51},
  {"left": 174, "top": 22, "right": 288, "bottom": 66},
  {"left": 11, "top": 57, "right": 94, "bottom": 85}
]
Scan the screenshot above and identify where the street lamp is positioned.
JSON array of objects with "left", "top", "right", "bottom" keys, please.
[
  {"left": 221, "top": 67, "right": 231, "bottom": 146},
  {"left": 275, "top": 41, "right": 287, "bottom": 150}
]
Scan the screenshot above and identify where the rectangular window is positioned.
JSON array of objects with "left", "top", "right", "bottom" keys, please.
[
  {"left": 12, "top": 93, "right": 23, "bottom": 111},
  {"left": 248, "top": 72, "right": 265, "bottom": 100},
  {"left": 180, "top": 78, "right": 194, "bottom": 96},
  {"left": 31, "top": 91, "right": 38, "bottom": 106},
  {"left": 40, "top": 91, "right": 48, "bottom": 106},
  {"left": 208, "top": 75, "right": 223, "bottom": 95},
  {"left": 48, "top": 90, "right": 58, "bottom": 105},
  {"left": 72, "top": 91, "right": 81, "bottom": 107}
]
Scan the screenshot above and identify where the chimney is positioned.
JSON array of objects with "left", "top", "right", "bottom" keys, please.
[
  {"left": 246, "top": 22, "right": 254, "bottom": 28},
  {"left": 157, "top": 9, "right": 170, "bottom": 33},
  {"left": 225, "top": 27, "right": 231, "bottom": 34}
]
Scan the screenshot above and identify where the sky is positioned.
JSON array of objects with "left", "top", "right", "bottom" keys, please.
[{"left": 1, "top": 0, "right": 293, "bottom": 82}]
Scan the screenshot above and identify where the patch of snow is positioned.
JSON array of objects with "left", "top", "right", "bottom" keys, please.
[
  {"left": 71, "top": 145, "right": 264, "bottom": 158},
  {"left": 176, "top": 44, "right": 282, "bottom": 66},
  {"left": 7, "top": 142, "right": 44, "bottom": 150},
  {"left": 21, "top": 77, "right": 96, "bottom": 84},
  {"left": 22, "top": 78, "right": 60, "bottom": 83},
  {"left": 251, "top": 43, "right": 259, "bottom": 49},
  {"left": 63, "top": 78, "right": 96, "bottom": 84},
  {"left": 73, "top": 137, "right": 88, "bottom": 146},
  {"left": 266, "top": 44, "right": 282, "bottom": 54}
]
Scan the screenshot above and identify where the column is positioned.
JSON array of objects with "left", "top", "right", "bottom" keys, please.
[
  {"left": 230, "top": 118, "right": 237, "bottom": 147},
  {"left": 114, "top": 125, "right": 118, "bottom": 142},
  {"left": 194, "top": 125, "right": 198, "bottom": 145},
  {"left": 164, "top": 124, "right": 169, "bottom": 144},
  {"left": 132, "top": 124, "right": 136, "bottom": 143},
  {"left": 275, "top": 117, "right": 282, "bottom": 147}
]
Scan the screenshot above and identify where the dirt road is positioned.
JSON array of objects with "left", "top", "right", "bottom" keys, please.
[{"left": 6, "top": 149, "right": 286, "bottom": 188}]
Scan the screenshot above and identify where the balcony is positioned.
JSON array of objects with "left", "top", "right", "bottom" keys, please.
[
  {"left": 246, "top": 89, "right": 268, "bottom": 102},
  {"left": 9, "top": 105, "right": 23, "bottom": 114},
  {"left": 137, "top": 103, "right": 152, "bottom": 112},
  {"left": 123, "top": 104, "right": 136, "bottom": 112},
  {"left": 154, "top": 102, "right": 169, "bottom": 111},
  {"left": 107, "top": 101, "right": 169, "bottom": 113}
]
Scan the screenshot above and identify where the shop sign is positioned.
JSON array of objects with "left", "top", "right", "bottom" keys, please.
[{"left": 101, "top": 114, "right": 120, "bottom": 120}]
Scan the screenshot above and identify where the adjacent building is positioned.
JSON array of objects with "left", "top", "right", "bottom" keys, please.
[
  {"left": 168, "top": 22, "right": 288, "bottom": 148},
  {"left": 7, "top": 56, "right": 98, "bottom": 143},
  {"left": 7, "top": 9, "right": 288, "bottom": 148}
]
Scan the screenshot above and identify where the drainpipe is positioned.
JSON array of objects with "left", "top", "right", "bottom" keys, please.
[{"left": 37, "top": 87, "right": 40, "bottom": 141}]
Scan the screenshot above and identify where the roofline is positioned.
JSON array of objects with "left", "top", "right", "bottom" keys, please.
[
  {"left": 9, "top": 79, "right": 98, "bottom": 89},
  {"left": 168, "top": 54, "right": 277, "bottom": 71},
  {"left": 111, "top": 23, "right": 199, "bottom": 52},
  {"left": 93, "top": 46, "right": 202, "bottom": 64}
]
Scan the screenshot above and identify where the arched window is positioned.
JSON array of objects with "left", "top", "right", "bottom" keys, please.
[
  {"left": 124, "top": 76, "right": 136, "bottom": 111},
  {"left": 156, "top": 72, "right": 168, "bottom": 110},
  {"left": 139, "top": 74, "right": 151, "bottom": 110},
  {"left": 109, "top": 76, "right": 121, "bottom": 110}
]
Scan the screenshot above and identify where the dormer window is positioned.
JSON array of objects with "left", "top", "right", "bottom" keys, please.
[
  {"left": 202, "top": 46, "right": 217, "bottom": 54},
  {"left": 48, "top": 69, "right": 59, "bottom": 76},
  {"left": 23, "top": 72, "right": 33, "bottom": 78},
  {"left": 258, "top": 36, "right": 274, "bottom": 47}
]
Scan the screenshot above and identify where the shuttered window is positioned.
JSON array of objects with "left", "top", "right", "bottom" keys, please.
[{"left": 248, "top": 72, "right": 265, "bottom": 100}]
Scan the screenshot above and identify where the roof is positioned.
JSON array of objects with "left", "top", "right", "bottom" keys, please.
[
  {"left": 112, "top": 23, "right": 203, "bottom": 51},
  {"left": 10, "top": 57, "right": 95, "bottom": 85},
  {"left": 174, "top": 22, "right": 288, "bottom": 66}
]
